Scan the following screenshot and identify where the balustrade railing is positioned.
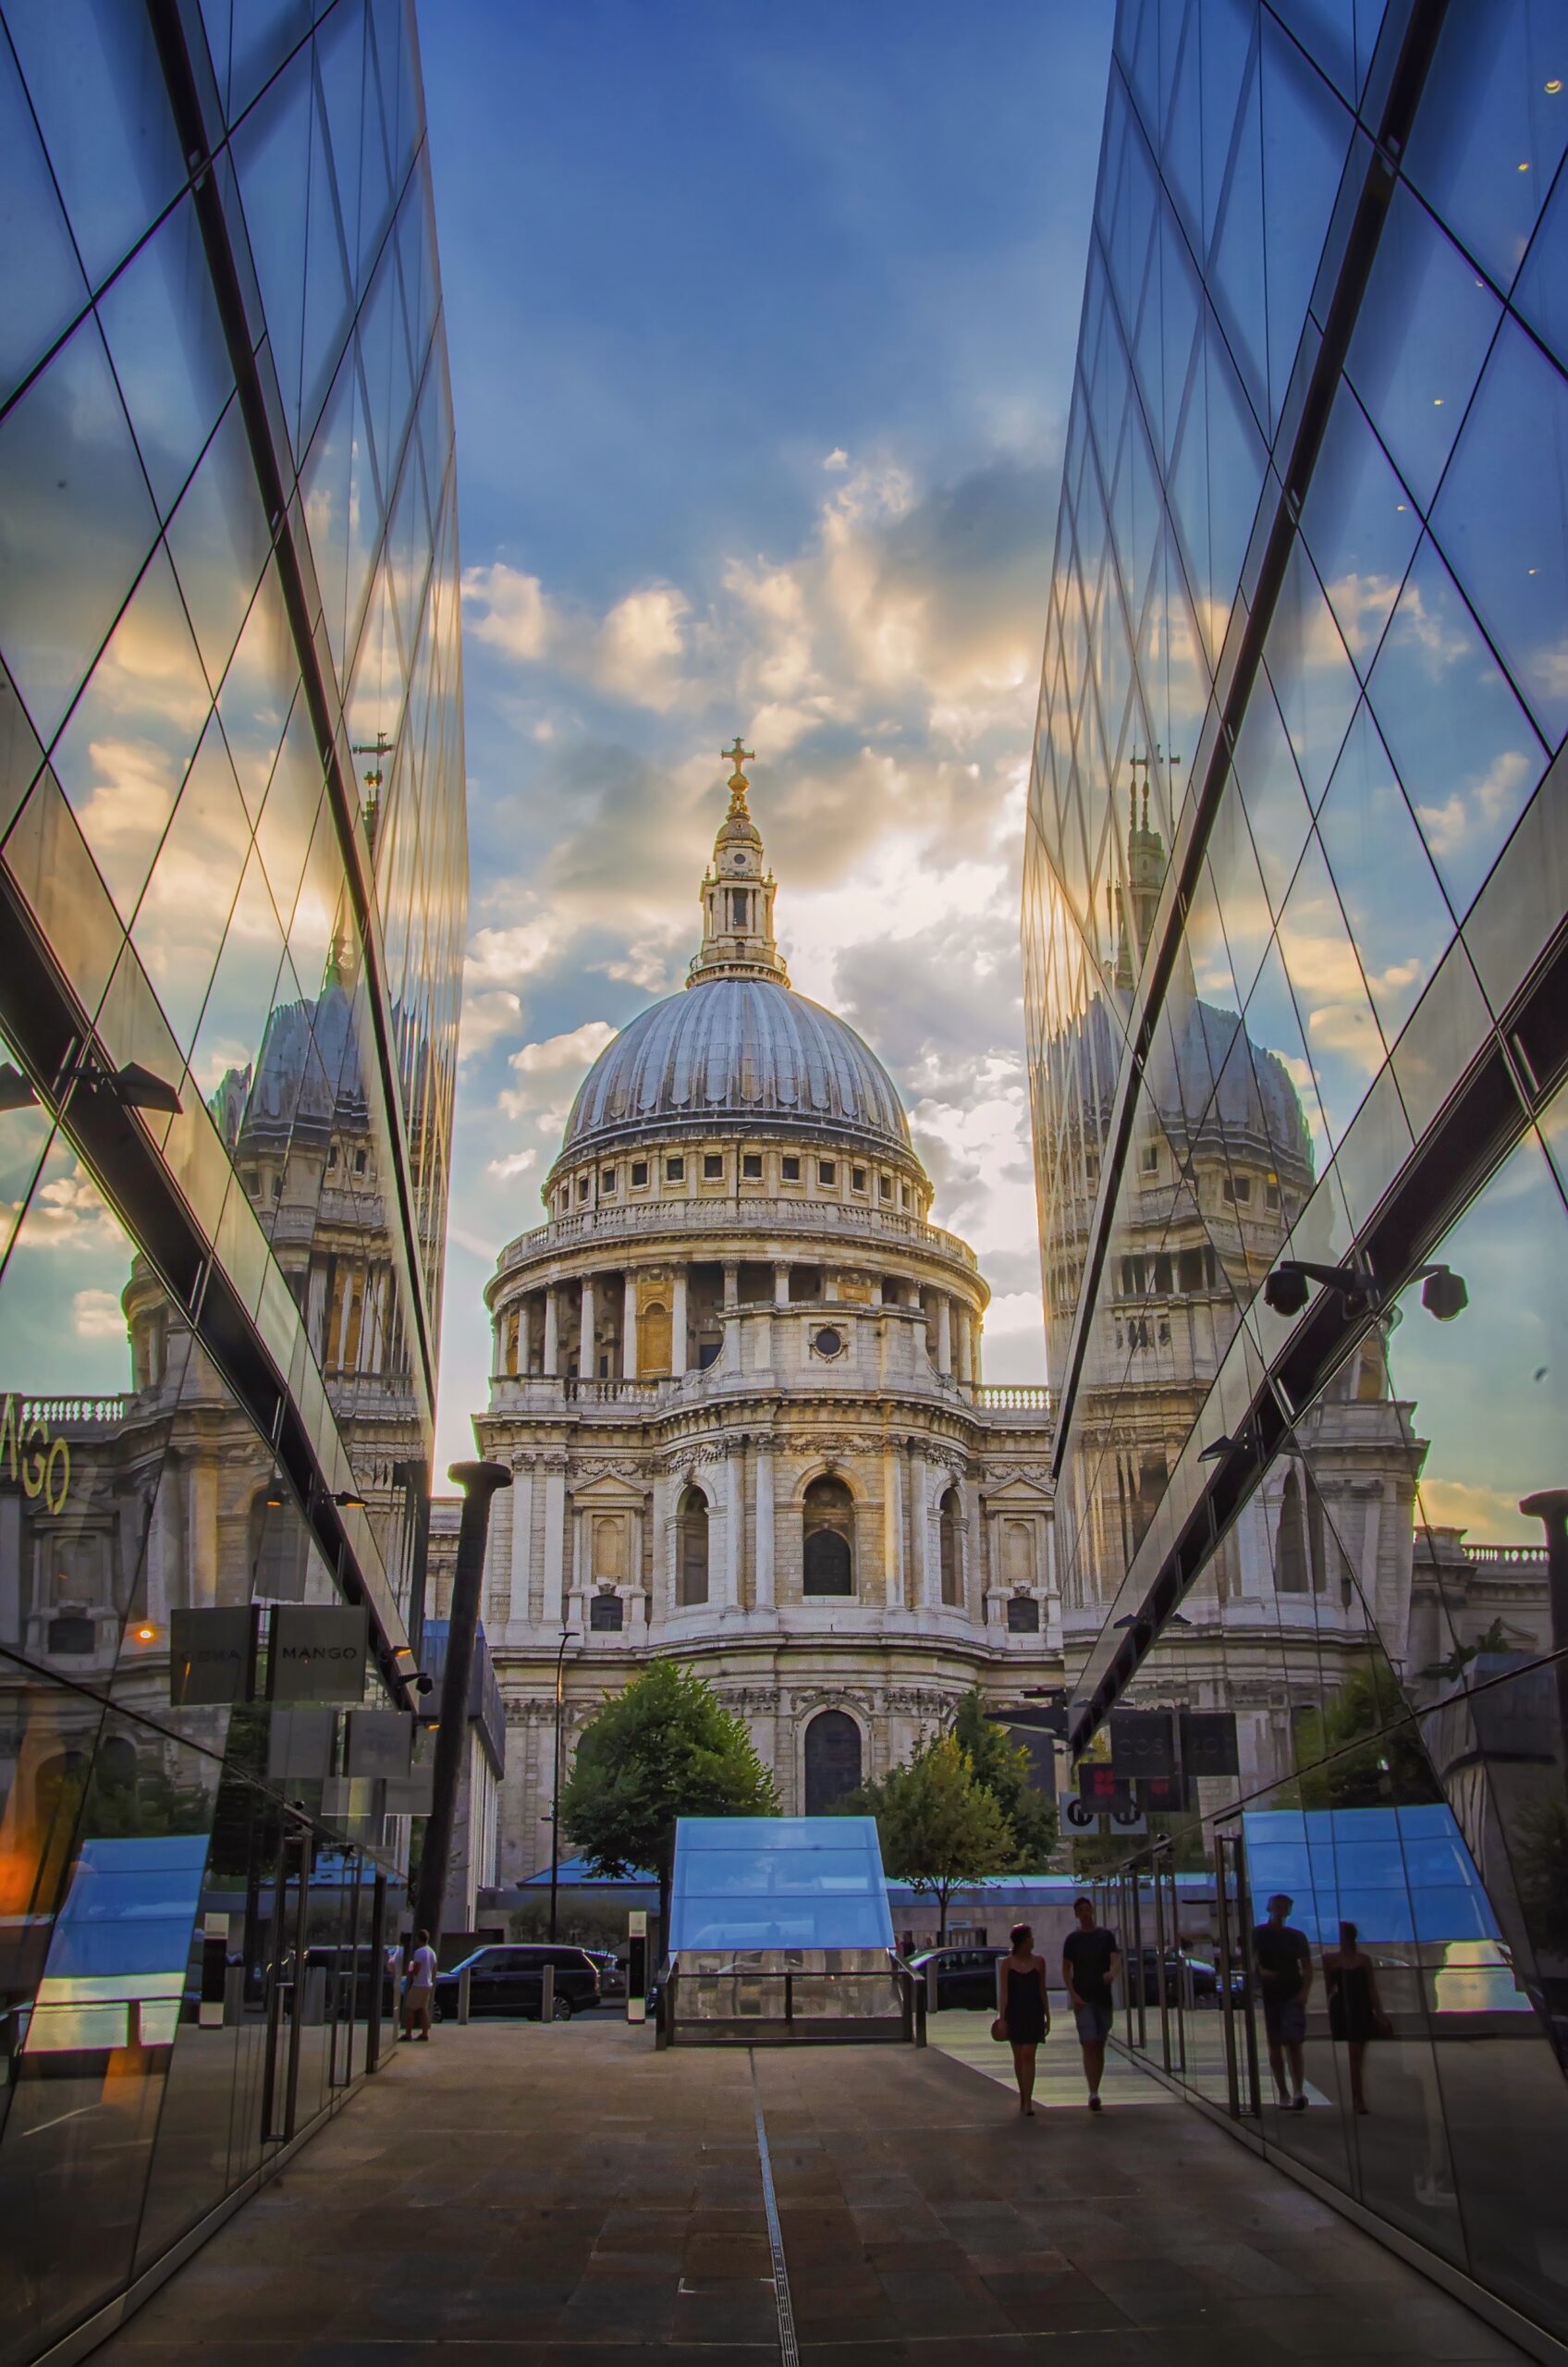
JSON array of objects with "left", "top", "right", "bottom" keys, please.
[
  {"left": 17, "top": 1393, "right": 133, "bottom": 1428},
  {"left": 496, "top": 1193, "right": 978, "bottom": 1273}
]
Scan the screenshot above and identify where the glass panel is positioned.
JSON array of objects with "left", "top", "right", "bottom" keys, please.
[
  {"left": 1432, "top": 313, "right": 1568, "bottom": 747},
  {"left": 165, "top": 398, "right": 274, "bottom": 695},
  {"left": 1298, "top": 380, "right": 1421, "bottom": 682},
  {"left": 0, "top": 33, "right": 90, "bottom": 410},
  {"left": 1406, "top": 0, "right": 1568, "bottom": 296},
  {"left": 1259, "top": 12, "right": 1353, "bottom": 430},
  {"left": 98, "top": 192, "right": 235, "bottom": 523},
  {"left": 1366, "top": 534, "right": 1545, "bottom": 918},
  {"left": 5, "top": 0, "right": 185, "bottom": 290},
  {"left": 0, "top": 316, "right": 159, "bottom": 750},
  {"left": 129, "top": 714, "right": 253, "bottom": 1057},
  {"left": 45, "top": 543, "right": 211, "bottom": 927},
  {"left": 1345, "top": 182, "right": 1501, "bottom": 513},
  {"left": 1316, "top": 703, "right": 1456, "bottom": 1047}
]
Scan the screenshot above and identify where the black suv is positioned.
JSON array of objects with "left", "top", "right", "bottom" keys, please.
[
  {"left": 906, "top": 1945, "right": 1005, "bottom": 2009},
  {"left": 432, "top": 1944, "right": 600, "bottom": 2021}
]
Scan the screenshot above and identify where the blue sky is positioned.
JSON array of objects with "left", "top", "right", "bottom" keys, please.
[{"left": 421, "top": 1, "right": 1114, "bottom": 1463}]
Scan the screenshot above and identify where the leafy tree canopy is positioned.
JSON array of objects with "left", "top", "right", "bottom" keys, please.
[
  {"left": 558, "top": 1661, "right": 778, "bottom": 1937},
  {"left": 846, "top": 1733, "right": 1013, "bottom": 1939},
  {"left": 949, "top": 1688, "right": 1058, "bottom": 1869}
]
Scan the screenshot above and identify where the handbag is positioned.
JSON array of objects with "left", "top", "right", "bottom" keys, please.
[{"left": 990, "top": 2015, "right": 1009, "bottom": 2042}]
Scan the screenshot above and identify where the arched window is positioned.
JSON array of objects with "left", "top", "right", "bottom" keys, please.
[
  {"left": 678, "top": 1486, "right": 709, "bottom": 1607},
  {"left": 251, "top": 1490, "right": 310, "bottom": 1600},
  {"left": 590, "top": 1591, "right": 623, "bottom": 1631},
  {"left": 802, "top": 1475, "right": 853, "bottom": 1596},
  {"left": 1006, "top": 1594, "right": 1040, "bottom": 1633},
  {"left": 1277, "top": 1468, "right": 1312, "bottom": 1593},
  {"left": 938, "top": 1486, "right": 962, "bottom": 1606},
  {"left": 803, "top": 1709, "right": 862, "bottom": 1814}
]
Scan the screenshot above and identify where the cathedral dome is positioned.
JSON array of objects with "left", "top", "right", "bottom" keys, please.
[{"left": 559, "top": 975, "right": 914, "bottom": 1163}]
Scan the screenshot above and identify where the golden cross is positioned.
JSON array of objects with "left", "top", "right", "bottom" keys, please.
[{"left": 722, "top": 736, "right": 755, "bottom": 779}]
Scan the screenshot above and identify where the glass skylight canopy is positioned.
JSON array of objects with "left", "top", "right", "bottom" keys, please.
[{"left": 668, "top": 1817, "right": 895, "bottom": 1954}]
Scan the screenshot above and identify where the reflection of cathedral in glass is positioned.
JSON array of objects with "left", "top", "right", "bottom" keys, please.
[
  {"left": 1024, "top": 2, "right": 1568, "bottom": 2345},
  {"left": 0, "top": 6, "right": 466, "bottom": 2357}
]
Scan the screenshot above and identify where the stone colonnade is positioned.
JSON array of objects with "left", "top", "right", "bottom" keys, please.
[{"left": 497, "top": 1257, "right": 980, "bottom": 1384}]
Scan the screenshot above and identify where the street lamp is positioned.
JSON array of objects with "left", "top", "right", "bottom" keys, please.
[{"left": 551, "top": 1628, "right": 578, "bottom": 1941}]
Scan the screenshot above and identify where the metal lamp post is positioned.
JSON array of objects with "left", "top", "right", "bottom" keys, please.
[
  {"left": 413, "top": 1460, "right": 510, "bottom": 1947},
  {"left": 548, "top": 1625, "right": 570, "bottom": 1943}
]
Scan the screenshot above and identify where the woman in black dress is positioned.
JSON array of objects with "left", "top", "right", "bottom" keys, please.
[
  {"left": 1323, "top": 1919, "right": 1390, "bottom": 2115},
  {"left": 995, "top": 1922, "right": 1049, "bottom": 2116}
]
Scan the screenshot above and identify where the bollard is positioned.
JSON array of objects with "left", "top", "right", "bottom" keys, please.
[
  {"left": 925, "top": 1958, "right": 938, "bottom": 2016},
  {"left": 541, "top": 1963, "right": 555, "bottom": 2024},
  {"left": 458, "top": 1965, "right": 472, "bottom": 2025}
]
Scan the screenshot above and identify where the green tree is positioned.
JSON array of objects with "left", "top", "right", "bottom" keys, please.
[
  {"left": 1290, "top": 1658, "right": 1441, "bottom": 1810},
  {"left": 848, "top": 1734, "right": 1013, "bottom": 1941},
  {"left": 558, "top": 1661, "right": 778, "bottom": 1945},
  {"left": 949, "top": 1688, "right": 1058, "bottom": 1868}
]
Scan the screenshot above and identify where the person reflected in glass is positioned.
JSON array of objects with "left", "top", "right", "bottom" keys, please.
[
  {"left": 1062, "top": 1895, "right": 1121, "bottom": 2112},
  {"left": 1323, "top": 1919, "right": 1390, "bottom": 2115},
  {"left": 995, "top": 1920, "right": 1050, "bottom": 2116},
  {"left": 1255, "top": 1892, "right": 1312, "bottom": 2110}
]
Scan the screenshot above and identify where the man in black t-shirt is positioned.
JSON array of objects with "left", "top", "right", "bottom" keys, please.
[
  {"left": 1062, "top": 1895, "right": 1121, "bottom": 2111},
  {"left": 1254, "top": 1893, "right": 1313, "bottom": 2109}
]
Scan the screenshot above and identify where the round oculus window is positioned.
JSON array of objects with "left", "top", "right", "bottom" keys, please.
[{"left": 811, "top": 1326, "right": 844, "bottom": 1359}]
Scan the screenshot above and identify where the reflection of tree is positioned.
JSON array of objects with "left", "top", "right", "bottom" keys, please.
[
  {"left": 81, "top": 1752, "right": 211, "bottom": 1838},
  {"left": 1290, "top": 1658, "right": 1442, "bottom": 1809},
  {"left": 949, "top": 1688, "right": 1059, "bottom": 1869},
  {"left": 1513, "top": 1797, "right": 1568, "bottom": 1957},
  {"left": 1419, "top": 1617, "right": 1511, "bottom": 1685}
]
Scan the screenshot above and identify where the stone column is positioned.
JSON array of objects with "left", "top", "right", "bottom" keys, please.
[
  {"left": 773, "top": 1261, "right": 790, "bottom": 1307},
  {"left": 956, "top": 1306, "right": 972, "bottom": 1382},
  {"left": 186, "top": 1456, "right": 218, "bottom": 1608},
  {"left": 543, "top": 1285, "right": 559, "bottom": 1375},
  {"left": 722, "top": 1259, "right": 739, "bottom": 1310},
  {"left": 907, "top": 1444, "right": 934, "bottom": 1609},
  {"left": 723, "top": 1448, "right": 742, "bottom": 1609},
  {"left": 578, "top": 1273, "right": 594, "bottom": 1377},
  {"left": 508, "top": 1463, "right": 533, "bottom": 1624},
  {"left": 882, "top": 1445, "right": 904, "bottom": 1609},
  {"left": 542, "top": 1465, "right": 567, "bottom": 1625},
  {"left": 754, "top": 1439, "right": 775, "bottom": 1609},
  {"left": 671, "top": 1267, "right": 689, "bottom": 1375},
  {"left": 622, "top": 1273, "right": 638, "bottom": 1379},
  {"left": 937, "top": 1295, "right": 953, "bottom": 1376},
  {"left": 824, "top": 1271, "right": 839, "bottom": 1302},
  {"left": 870, "top": 1274, "right": 885, "bottom": 1306}
]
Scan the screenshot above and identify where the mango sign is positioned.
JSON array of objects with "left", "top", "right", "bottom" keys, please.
[{"left": 0, "top": 1395, "right": 71, "bottom": 1514}]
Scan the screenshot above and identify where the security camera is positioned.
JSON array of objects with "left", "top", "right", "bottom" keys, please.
[
  {"left": 415, "top": 1673, "right": 435, "bottom": 1695},
  {"left": 1420, "top": 1265, "right": 1468, "bottom": 1322},
  {"left": 1263, "top": 1266, "right": 1311, "bottom": 1318}
]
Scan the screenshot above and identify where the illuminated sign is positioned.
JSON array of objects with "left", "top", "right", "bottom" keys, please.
[{"left": 0, "top": 1394, "right": 71, "bottom": 1513}]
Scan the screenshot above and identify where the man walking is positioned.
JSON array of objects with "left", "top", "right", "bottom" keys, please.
[
  {"left": 1254, "top": 1892, "right": 1312, "bottom": 2109},
  {"left": 400, "top": 1927, "right": 437, "bottom": 2042},
  {"left": 1062, "top": 1895, "right": 1121, "bottom": 2111}
]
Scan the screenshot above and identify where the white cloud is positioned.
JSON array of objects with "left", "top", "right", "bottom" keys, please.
[
  {"left": 824, "top": 448, "right": 850, "bottom": 472},
  {"left": 486, "top": 1147, "right": 538, "bottom": 1181},
  {"left": 508, "top": 1020, "right": 618, "bottom": 1076},
  {"left": 466, "top": 922, "right": 556, "bottom": 984},
  {"left": 72, "top": 1287, "right": 126, "bottom": 1340},
  {"left": 461, "top": 563, "right": 552, "bottom": 661},
  {"left": 459, "top": 987, "right": 522, "bottom": 1063}
]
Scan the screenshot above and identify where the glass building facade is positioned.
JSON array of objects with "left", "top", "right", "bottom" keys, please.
[
  {"left": 0, "top": 3, "right": 464, "bottom": 2357},
  {"left": 1025, "top": 0, "right": 1568, "bottom": 2348}
]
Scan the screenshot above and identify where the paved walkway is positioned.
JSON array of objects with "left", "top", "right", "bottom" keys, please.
[{"left": 93, "top": 2017, "right": 1529, "bottom": 2366}]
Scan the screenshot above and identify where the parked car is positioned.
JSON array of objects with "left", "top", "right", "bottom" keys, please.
[
  {"left": 906, "top": 1945, "right": 1005, "bottom": 2009},
  {"left": 1131, "top": 1945, "right": 1240, "bottom": 2005},
  {"left": 431, "top": 1944, "right": 600, "bottom": 2022}
]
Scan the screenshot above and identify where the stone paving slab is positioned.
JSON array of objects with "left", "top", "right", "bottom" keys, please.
[{"left": 90, "top": 2018, "right": 1531, "bottom": 2365}]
